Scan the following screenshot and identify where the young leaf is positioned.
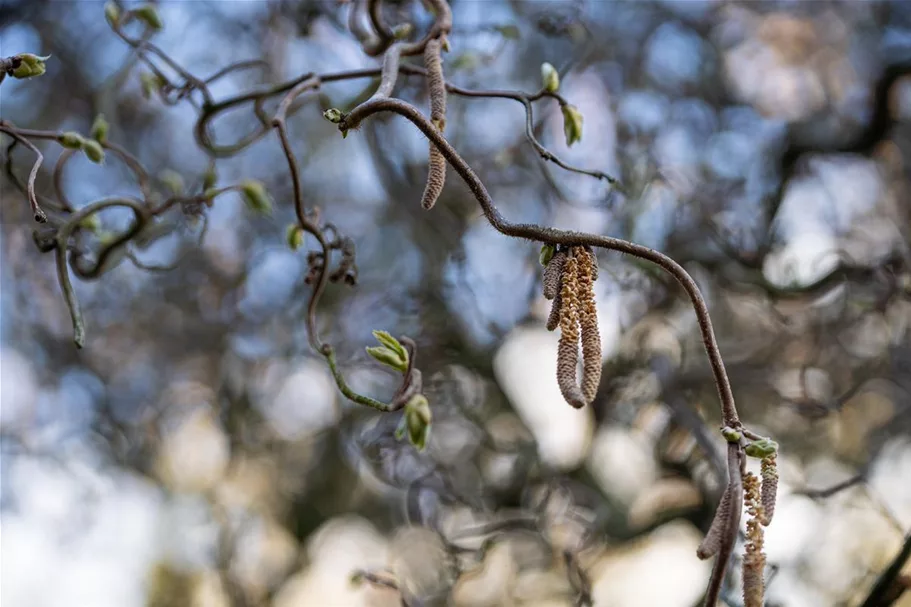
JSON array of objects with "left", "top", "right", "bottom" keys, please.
[
  {"left": 365, "top": 346, "right": 407, "bottom": 373},
  {"left": 562, "top": 104, "right": 583, "bottom": 147},
  {"left": 372, "top": 330, "right": 408, "bottom": 365}
]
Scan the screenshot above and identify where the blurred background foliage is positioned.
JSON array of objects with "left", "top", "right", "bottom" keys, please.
[{"left": 2, "top": 1, "right": 911, "bottom": 606}]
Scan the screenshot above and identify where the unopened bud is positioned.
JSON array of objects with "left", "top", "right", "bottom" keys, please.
[
  {"left": 721, "top": 426, "right": 742, "bottom": 443},
  {"left": 240, "top": 180, "right": 272, "bottom": 215},
  {"left": 104, "top": 1, "right": 121, "bottom": 27},
  {"left": 11, "top": 54, "right": 49, "bottom": 79},
  {"left": 323, "top": 108, "right": 343, "bottom": 124},
  {"left": 82, "top": 139, "right": 105, "bottom": 164},
  {"left": 58, "top": 132, "right": 85, "bottom": 150},
  {"left": 286, "top": 224, "right": 304, "bottom": 250},
  {"left": 400, "top": 394, "right": 431, "bottom": 450},
  {"left": 202, "top": 166, "right": 217, "bottom": 192},
  {"left": 159, "top": 169, "right": 184, "bottom": 194},
  {"left": 140, "top": 72, "right": 163, "bottom": 99},
  {"left": 562, "top": 104, "right": 583, "bottom": 147},
  {"left": 541, "top": 62, "right": 560, "bottom": 93},
  {"left": 90, "top": 114, "right": 109, "bottom": 143},
  {"left": 539, "top": 243, "right": 555, "bottom": 267}
]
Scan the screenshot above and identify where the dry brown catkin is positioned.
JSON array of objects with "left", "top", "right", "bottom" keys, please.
[
  {"left": 543, "top": 249, "right": 566, "bottom": 300},
  {"left": 421, "top": 37, "right": 447, "bottom": 211},
  {"left": 557, "top": 252, "right": 586, "bottom": 408},
  {"left": 426, "top": 37, "right": 447, "bottom": 131},
  {"left": 576, "top": 246, "right": 601, "bottom": 403},
  {"left": 546, "top": 290, "right": 562, "bottom": 331},
  {"left": 696, "top": 485, "right": 733, "bottom": 560}
]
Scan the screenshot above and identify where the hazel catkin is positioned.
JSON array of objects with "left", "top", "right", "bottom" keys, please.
[
  {"left": 421, "top": 36, "right": 447, "bottom": 211},
  {"left": 576, "top": 247, "right": 601, "bottom": 403},
  {"left": 556, "top": 252, "right": 586, "bottom": 408}
]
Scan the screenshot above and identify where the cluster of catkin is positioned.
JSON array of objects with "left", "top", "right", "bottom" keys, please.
[
  {"left": 543, "top": 246, "right": 601, "bottom": 409},
  {"left": 421, "top": 36, "right": 447, "bottom": 210},
  {"left": 742, "top": 453, "right": 779, "bottom": 607},
  {"left": 696, "top": 450, "right": 777, "bottom": 606}
]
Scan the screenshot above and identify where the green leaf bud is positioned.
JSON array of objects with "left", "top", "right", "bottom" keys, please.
[
  {"left": 562, "top": 104, "right": 583, "bottom": 147},
  {"left": 240, "top": 180, "right": 272, "bottom": 215},
  {"left": 82, "top": 139, "right": 105, "bottom": 164},
  {"left": 541, "top": 62, "right": 560, "bottom": 93}
]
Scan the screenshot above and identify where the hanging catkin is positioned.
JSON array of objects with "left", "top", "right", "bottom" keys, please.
[
  {"left": 577, "top": 247, "right": 601, "bottom": 403},
  {"left": 556, "top": 251, "right": 586, "bottom": 408},
  {"left": 548, "top": 246, "right": 602, "bottom": 409},
  {"left": 421, "top": 36, "right": 447, "bottom": 210},
  {"left": 760, "top": 454, "right": 778, "bottom": 526},
  {"left": 742, "top": 472, "right": 766, "bottom": 607},
  {"left": 543, "top": 249, "right": 566, "bottom": 300},
  {"left": 696, "top": 485, "right": 733, "bottom": 560}
]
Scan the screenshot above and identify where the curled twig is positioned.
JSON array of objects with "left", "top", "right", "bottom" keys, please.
[{"left": 0, "top": 124, "right": 47, "bottom": 222}]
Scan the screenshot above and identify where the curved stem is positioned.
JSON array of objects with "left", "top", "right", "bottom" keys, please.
[
  {"left": 339, "top": 96, "right": 739, "bottom": 427},
  {"left": 0, "top": 124, "right": 47, "bottom": 222}
]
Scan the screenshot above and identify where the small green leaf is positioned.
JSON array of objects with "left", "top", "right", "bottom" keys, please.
[
  {"left": 540, "top": 62, "right": 559, "bottom": 93},
  {"left": 371, "top": 330, "right": 408, "bottom": 365},
  {"left": 82, "top": 139, "right": 105, "bottom": 164},
  {"left": 202, "top": 166, "right": 217, "bottom": 192},
  {"left": 561, "top": 104, "right": 583, "bottom": 147},
  {"left": 403, "top": 394, "right": 431, "bottom": 450},
  {"left": 90, "top": 114, "right": 109, "bottom": 143},
  {"left": 104, "top": 1, "right": 121, "bottom": 27},
  {"left": 133, "top": 4, "right": 163, "bottom": 30},
  {"left": 10, "top": 54, "right": 50, "bottom": 79},
  {"left": 240, "top": 180, "right": 272, "bottom": 215},
  {"left": 744, "top": 438, "right": 778, "bottom": 459},
  {"left": 323, "top": 108, "right": 343, "bottom": 124},
  {"left": 140, "top": 72, "right": 164, "bottom": 99},
  {"left": 539, "top": 244, "right": 555, "bottom": 267},
  {"left": 58, "top": 132, "right": 85, "bottom": 150},
  {"left": 286, "top": 224, "right": 304, "bottom": 250},
  {"left": 365, "top": 346, "right": 407, "bottom": 373},
  {"left": 159, "top": 169, "right": 184, "bottom": 195},
  {"left": 721, "top": 426, "right": 742, "bottom": 443}
]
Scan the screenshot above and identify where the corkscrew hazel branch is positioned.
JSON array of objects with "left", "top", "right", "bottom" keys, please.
[
  {"left": 3, "top": 4, "right": 780, "bottom": 600},
  {"left": 0, "top": 122, "right": 48, "bottom": 222}
]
